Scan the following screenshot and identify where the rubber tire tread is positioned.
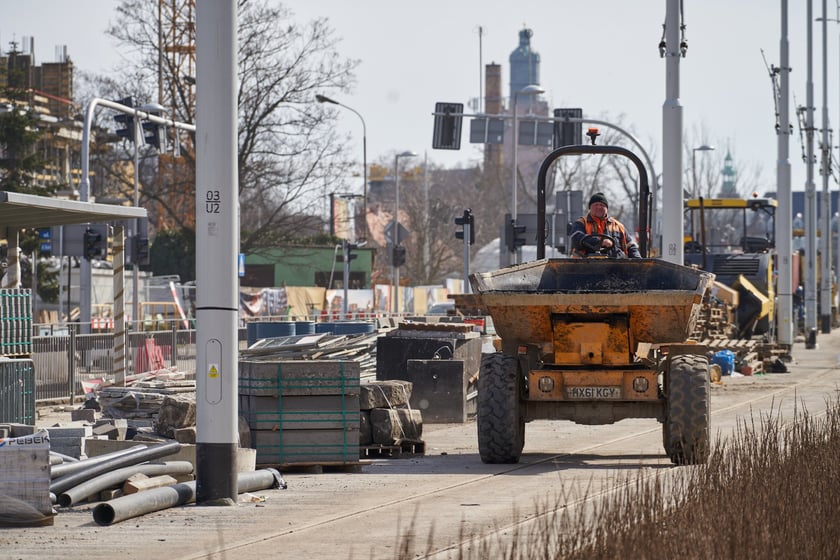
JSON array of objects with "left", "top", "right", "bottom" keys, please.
[
  {"left": 663, "top": 353, "right": 711, "bottom": 465},
  {"left": 477, "top": 352, "right": 525, "bottom": 464}
]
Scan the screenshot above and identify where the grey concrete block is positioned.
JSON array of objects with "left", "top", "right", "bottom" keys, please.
[
  {"left": 370, "top": 408, "right": 423, "bottom": 445},
  {"left": 70, "top": 409, "right": 97, "bottom": 423},
  {"left": 359, "top": 380, "right": 413, "bottom": 410},
  {"left": 45, "top": 425, "right": 93, "bottom": 438}
]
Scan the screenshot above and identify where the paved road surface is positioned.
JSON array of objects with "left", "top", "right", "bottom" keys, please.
[{"left": 4, "top": 330, "right": 839, "bottom": 560}]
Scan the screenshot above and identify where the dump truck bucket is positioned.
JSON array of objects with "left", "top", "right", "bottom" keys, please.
[{"left": 470, "top": 258, "right": 713, "bottom": 348}]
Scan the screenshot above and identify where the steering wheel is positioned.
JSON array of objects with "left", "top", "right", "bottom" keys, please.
[
  {"left": 580, "top": 233, "right": 627, "bottom": 259},
  {"left": 580, "top": 233, "right": 613, "bottom": 254}
]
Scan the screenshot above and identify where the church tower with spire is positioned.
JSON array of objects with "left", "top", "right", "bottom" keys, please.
[{"left": 718, "top": 150, "right": 738, "bottom": 197}]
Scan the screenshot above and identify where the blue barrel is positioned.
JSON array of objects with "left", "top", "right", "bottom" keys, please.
[
  {"left": 315, "top": 322, "right": 334, "bottom": 334},
  {"left": 711, "top": 349, "right": 735, "bottom": 376},
  {"left": 333, "top": 321, "right": 375, "bottom": 335},
  {"left": 254, "top": 321, "right": 296, "bottom": 340},
  {"left": 295, "top": 321, "right": 316, "bottom": 335}
]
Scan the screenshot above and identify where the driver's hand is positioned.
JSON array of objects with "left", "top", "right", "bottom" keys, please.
[{"left": 601, "top": 238, "right": 614, "bottom": 249}]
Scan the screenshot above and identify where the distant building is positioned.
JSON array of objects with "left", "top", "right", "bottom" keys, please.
[
  {"left": 718, "top": 150, "right": 738, "bottom": 197},
  {"left": 0, "top": 39, "right": 84, "bottom": 198}
]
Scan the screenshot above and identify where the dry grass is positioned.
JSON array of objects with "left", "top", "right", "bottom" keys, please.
[{"left": 399, "top": 393, "right": 840, "bottom": 559}]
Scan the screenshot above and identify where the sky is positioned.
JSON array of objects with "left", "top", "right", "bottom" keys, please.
[{"left": 3, "top": 1, "right": 838, "bottom": 197}]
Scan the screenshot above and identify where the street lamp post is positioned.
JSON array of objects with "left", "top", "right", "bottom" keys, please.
[
  {"left": 393, "top": 150, "right": 417, "bottom": 314},
  {"left": 511, "top": 84, "right": 544, "bottom": 264},
  {"left": 316, "top": 94, "right": 367, "bottom": 242},
  {"left": 691, "top": 144, "right": 715, "bottom": 198}
]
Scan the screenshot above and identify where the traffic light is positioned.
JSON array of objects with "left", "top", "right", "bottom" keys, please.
[
  {"left": 432, "top": 102, "right": 464, "bottom": 150},
  {"left": 83, "top": 225, "right": 107, "bottom": 260},
  {"left": 553, "top": 108, "right": 583, "bottom": 148},
  {"left": 142, "top": 121, "right": 165, "bottom": 149},
  {"left": 392, "top": 245, "right": 406, "bottom": 267},
  {"left": 506, "top": 220, "right": 527, "bottom": 253},
  {"left": 132, "top": 217, "right": 150, "bottom": 265},
  {"left": 336, "top": 242, "right": 358, "bottom": 262},
  {"left": 454, "top": 209, "right": 475, "bottom": 245},
  {"left": 133, "top": 236, "right": 150, "bottom": 265},
  {"left": 114, "top": 113, "right": 135, "bottom": 141},
  {"left": 114, "top": 96, "right": 135, "bottom": 141}
]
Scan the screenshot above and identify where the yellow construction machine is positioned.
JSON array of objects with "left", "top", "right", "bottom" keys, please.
[{"left": 683, "top": 196, "right": 776, "bottom": 338}]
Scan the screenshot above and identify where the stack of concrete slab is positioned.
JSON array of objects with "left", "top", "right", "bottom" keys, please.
[
  {"left": 239, "top": 360, "right": 360, "bottom": 466},
  {"left": 46, "top": 425, "right": 93, "bottom": 459},
  {"left": 359, "top": 380, "right": 422, "bottom": 447},
  {"left": 0, "top": 288, "right": 32, "bottom": 358}
]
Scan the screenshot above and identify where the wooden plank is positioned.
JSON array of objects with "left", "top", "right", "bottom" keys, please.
[{"left": 123, "top": 474, "right": 179, "bottom": 495}]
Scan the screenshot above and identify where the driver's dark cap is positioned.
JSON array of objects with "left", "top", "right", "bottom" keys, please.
[{"left": 589, "top": 192, "right": 608, "bottom": 209}]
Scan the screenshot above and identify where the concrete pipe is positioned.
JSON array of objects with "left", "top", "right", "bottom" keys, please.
[
  {"left": 93, "top": 468, "right": 286, "bottom": 526},
  {"left": 58, "top": 461, "right": 195, "bottom": 507},
  {"left": 51, "top": 445, "right": 148, "bottom": 479},
  {"left": 50, "top": 441, "right": 181, "bottom": 495}
]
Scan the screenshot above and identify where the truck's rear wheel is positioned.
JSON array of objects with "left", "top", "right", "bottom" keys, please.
[
  {"left": 477, "top": 352, "right": 525, "bottom": 463},
  {"left": 663, "top": 352, "right": 711, "bottom": 465}
]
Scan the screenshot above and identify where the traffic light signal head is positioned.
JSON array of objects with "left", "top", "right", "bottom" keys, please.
[
  {"left": 133, "top": 236, "right": 150, "bottom": 265},
  {"left": 114, "top": 96, "right": 135, "bottom": 141},
  {"left": 83, "top": 225, "right": 107, "bottom": 260},
  {"left": 392, "top": 245, "right": 406, "bottom": 267},
  {"left": 143, "top": 121, "right": 165, "bottom": 149},
  {"left": 506, "top": 220, "right": 526, "bottom": 253},
  {"left": 432, "top": 102, "right": 464, "bottom": 150},
  {"left": 114, "top": 113, "right": 135, "bottom": 141},
  {"left": 83, "top": 224, "right": 108, "bottom": 260},
  {"left": 454, "top": 209, "right": 475, "bottom": 245}
]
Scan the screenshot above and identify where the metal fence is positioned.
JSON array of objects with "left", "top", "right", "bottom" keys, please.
[
  {"left": 31, "top": 322, "right": 247, "bottom": 403},
  {"left": 0, "top": 358, "right": 35, "bottom": 424}
]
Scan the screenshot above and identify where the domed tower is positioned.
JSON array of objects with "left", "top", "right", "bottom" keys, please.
[{"left": 509, "top": 28, "right": 540, "bottom": 110}]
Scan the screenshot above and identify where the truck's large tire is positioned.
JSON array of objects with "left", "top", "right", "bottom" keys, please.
[
  {"left": 477, "top": 352, "right": 525, "bottom": 463},
  {"left": 663, "top": 352, "right": 711, "bottom": 465}
]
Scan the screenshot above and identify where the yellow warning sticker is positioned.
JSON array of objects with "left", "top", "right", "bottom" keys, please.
[{"left": 208, "top": 364, "right": 220, "bottom": 378}]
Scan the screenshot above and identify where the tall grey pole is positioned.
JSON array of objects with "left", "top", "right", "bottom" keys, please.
[
  {"left": 805, "top": 0, "right": 819, "bottom": 340},
  {"left": 195, "top": 0, "right": 239, "bottom": 504},
  {"left": 132, "top": 115, "right": 141, "bottom": 330},
  {"left": 463, "top": 213, "right": 471, "bottom": 293},
  {"left": 511, "top": 94, "right": 520, "bottom": 265},
  {"left": 393, "top": 154, "right": 400, "bottom": 315},
  {"left": 423, "top": 153, "right": 430, "bottom": 274},
  {"left": 662, "top": 0, "right": 685, "bottom": 265},
  {"left": 776, "top": 0, "right": 794, "bottom": 347},
  {"left": 342, "top": 240, "right": 350, "bottom": 319},
  {"left": 820, "top": 0, "right": 833, "bottom": 333}
]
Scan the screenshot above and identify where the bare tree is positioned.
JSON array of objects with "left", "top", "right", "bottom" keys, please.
[{"left": 100, "top": 0, "right": 358, "bottom": 251}]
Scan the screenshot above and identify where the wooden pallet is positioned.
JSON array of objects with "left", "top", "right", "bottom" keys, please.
[
  {"left": 260, "top": 460, "right": 364, "bottom": 474},
  {"left": 360, "top": 439, "right": 426, "bottom": 459}
]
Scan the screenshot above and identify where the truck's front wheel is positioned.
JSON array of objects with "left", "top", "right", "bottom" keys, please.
[
  {"left": 477, "top": 352, "right": 525, "bottom": 463},
  {"left": 663, "top": 352, "right": 711, "bottom": 465}
]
